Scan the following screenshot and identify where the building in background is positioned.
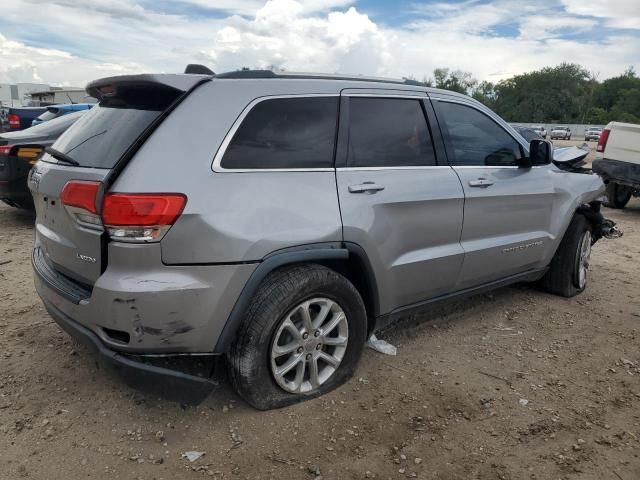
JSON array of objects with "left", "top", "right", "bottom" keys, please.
[
  {"left": 0, "top": 83, "right": 51, "bottom": 107},
  {"left": 28, "top": 87, "right": 95, "bottom": 106}
]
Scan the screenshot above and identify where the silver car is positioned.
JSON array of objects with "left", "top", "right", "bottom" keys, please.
[
  {"left": 29, "top": 68, "right": 613, "bottom": 409},
  {"left": 551, "top": 126, "right": 572, "bottom": 140},
  {"left": 585, "top": 127, "right": 602, "bottom": 141}
]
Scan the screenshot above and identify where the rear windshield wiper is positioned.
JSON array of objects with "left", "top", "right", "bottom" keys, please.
[{"left": 44, "top": 147, "right": 80, "bottom": 166}]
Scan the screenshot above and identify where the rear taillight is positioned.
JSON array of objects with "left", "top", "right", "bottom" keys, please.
[
  {"left": 102, "top": 193, "right": 187, "bottom": 242},
  {"left": 0, "top": 145, "right": 13, "bottom": 156},
  {"left": 16, "top": 146, "right": 44, "bottom": 165},
  {"left": 60, "top": 181, "right": 186, "bottom": 242},
  {"left": 8, "top": 114, "right": 20, "bottom": 129},
  {"left": 596, "top": 129, "right": 610, "bottom": 153},
  {"left": 60, "top": 180, "right": 102, "bottom": 227}
]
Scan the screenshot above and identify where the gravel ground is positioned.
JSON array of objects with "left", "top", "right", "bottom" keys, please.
[{"left": 1, "top": 146, "right": 639, "bottom": 479}]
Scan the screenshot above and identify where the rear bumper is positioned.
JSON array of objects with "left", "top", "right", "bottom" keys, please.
[
  {"left": 32, "top": 241, "right": 256, "bottom": 354},
  {"left": 0, "top": 181, "right": 33, "bottom": 208},
  {"left": 41, "top": 295, "right": 219, "bottom": 403},
  {"left": 593, "top": 158, "right": 640, "bottom": 187}
]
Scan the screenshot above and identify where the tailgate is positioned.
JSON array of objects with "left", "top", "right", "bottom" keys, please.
[
  {"left": 30, "top": 163, "right": 109, "bottom": 285},
  {"left": 29, "top": 75, "right": 194, "bottom": 286}
]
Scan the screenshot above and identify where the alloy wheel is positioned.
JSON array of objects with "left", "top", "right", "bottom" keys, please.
[{"left": 270, "top": 298, "right": 349, "bottom": 394}]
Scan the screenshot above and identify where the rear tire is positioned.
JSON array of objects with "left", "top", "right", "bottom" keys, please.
[
  {"left": 541, "top": 215, "right": 592, "bottom": 298},
  {"left": 604, "top": 182, "right": 632, "bottom": 209},
  {"left": 228, "top": 264, "right": 367, "bottom": 410}
]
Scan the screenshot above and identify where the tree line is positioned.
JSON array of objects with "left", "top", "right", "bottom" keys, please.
[{"left": 412, "top": 63, "right": 640, "bottom": 124}]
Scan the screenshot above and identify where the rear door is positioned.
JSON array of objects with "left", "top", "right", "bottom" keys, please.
[
  {"left": 431, "top": 97, "right": 555, "bottom": 289},
  {"left": 336, "top": 92, "right": 465, "bottom": 315},
  {"left": 28, "top": 80, "right": 190, "bottom": 285}
]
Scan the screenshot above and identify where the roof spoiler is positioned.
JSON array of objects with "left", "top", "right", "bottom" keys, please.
[
  {"left": 86, "top": 73, "right": 212, "bottom": 100},
  {"left": 185, "top": 64, "right": 215, "bottom": 75}
]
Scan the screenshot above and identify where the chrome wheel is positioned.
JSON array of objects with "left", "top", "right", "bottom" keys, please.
[
  {"left": 270, "top": 298, "right": 348, "bottom": 394},
  {"left": 576, "top": 231, "right": 592, "bottom": 289}
]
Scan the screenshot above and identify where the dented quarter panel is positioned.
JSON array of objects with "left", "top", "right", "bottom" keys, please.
[{"left": 33, "top": 240, "right": 256, "bottom": 353}]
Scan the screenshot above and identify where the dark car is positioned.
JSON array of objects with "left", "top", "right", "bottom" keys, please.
[
  {"left": 512, "top": 125, "right": 543, "bottom": 142},
  {"left": 0, "top": 110, "right": 86, "bottom": 209},
  {"left": 7, "top": 106, "right": 47, "bottom": 131}
]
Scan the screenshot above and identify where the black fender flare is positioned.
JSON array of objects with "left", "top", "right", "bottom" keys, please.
[{"left": 213, "top": 243, "right": 348, "bottom": 353}]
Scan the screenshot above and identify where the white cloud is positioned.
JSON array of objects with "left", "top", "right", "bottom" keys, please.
[
  {"left": 0, "top": 0, "right": 637, "bottom": 88},
  {"left": 561, "top": 0, "right": 640, "bottom": 30},
  {"left": 519, "top": 15, "right": 598, "bottom": 40}
]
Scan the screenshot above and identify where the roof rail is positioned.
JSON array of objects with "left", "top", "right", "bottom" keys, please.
[{"left": 213, "top": 69, "right": 427, "bottom": 87}]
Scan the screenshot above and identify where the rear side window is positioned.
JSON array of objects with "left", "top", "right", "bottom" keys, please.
[
  {"left": 44, "top": 84, "right": 180, "bottom": 169},
  {"left": 221, "top": 97, "right": 338, "bottom": 169},
  {"left": 347, "top": 97, "right": 436, "bottom": 168},
  {"left": 437, "top": 102, "right": 522, "bottom": 167}
]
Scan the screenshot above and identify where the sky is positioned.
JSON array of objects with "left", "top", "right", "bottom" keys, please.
[{"left": 0, "top": 0, "right": 638, "bottom": 87}]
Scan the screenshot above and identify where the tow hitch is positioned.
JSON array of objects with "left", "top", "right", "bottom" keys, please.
[{"left": 578, "top": 202, "right": 623, "bottom": 242}]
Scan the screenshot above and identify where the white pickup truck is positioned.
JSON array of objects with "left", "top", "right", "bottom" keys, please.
[{"left": 592, "top": 121, "right": 640, "bottom": 209}]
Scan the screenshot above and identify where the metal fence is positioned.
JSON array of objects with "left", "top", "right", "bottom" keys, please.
[{"left": 510, "top": 123, "right": 606, "bottom": 137}]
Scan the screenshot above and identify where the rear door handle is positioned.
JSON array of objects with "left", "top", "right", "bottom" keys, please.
[
  {"left": 348, "top": 182, "right": 385, "bottom": 194},
  {"left": 468, "top": 178, "right": 494, "bottom": 188}
]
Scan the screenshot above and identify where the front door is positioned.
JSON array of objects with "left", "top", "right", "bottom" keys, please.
[
  {"left": 432, "top": 99, "right": 555, "bottom": 290},
  {"left": 336, "top": 94, "right": 465, "bottom": 315}
]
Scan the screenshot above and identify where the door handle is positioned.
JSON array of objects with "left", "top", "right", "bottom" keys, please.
[
  {"left": 468, "top": 178, "right": 494, "bottom": 188},
  {"left": 348, "top": 182, "right": 385, "bottom": 194}
]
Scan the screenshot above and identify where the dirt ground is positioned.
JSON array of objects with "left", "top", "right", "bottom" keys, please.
[{"left": 1, "top": 141, "right": 639, "bottom": 480}]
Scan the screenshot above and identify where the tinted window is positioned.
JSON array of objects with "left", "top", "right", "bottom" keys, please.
[
  {"left": 438, "top": 102, "right": 523, "bottom": 167},
  {"left": 44, "top": 84, "right": 180, "bottom": 169},
  {"left": 347, "top": 98, "right": 435, "bottom": 167},
  {"left": 221, "top": 97, "right": 338, "bottom": 169}
]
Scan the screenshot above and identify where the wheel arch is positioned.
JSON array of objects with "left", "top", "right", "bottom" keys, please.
[{"left": 213, "top": 242, "right": 380, "bottom": 353}]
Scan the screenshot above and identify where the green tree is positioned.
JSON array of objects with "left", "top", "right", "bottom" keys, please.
[
  {"left": 472, "top": 81, "right": 496, "bottom": 109},
  {"left": 593, "top": 67, "right": 640, "bottom": 112},
  {"left": 492, "top": 63, "right": 592, "bottom": 122},
  {"left": 431, "top": 68, "right": 478, "bottom": 94}
]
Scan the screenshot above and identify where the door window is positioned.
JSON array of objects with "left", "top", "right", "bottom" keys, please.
[
  {"left": 221, "top": 96, "right": 338, "bottom": 169},
  {"left": 437, "top": 102, "right": 523, "bottom": 167},
  {"left": 347, "top": 97, "right": 436, "bottom": 168}
]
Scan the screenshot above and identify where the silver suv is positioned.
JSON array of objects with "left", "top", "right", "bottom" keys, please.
[{"left": 30, "top": 69, "right": 611, "bottom": 409}]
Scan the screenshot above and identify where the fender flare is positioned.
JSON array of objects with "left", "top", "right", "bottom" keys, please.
[{"left": 213, "top": 243, "right": 348, "bottom": 353}]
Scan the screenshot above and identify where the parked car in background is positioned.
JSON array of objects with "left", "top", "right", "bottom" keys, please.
[
  {"left": 593, "top": 121, "right": 640, "bottom": 209},
  {"left": 31, "top": 103, "right": 93, "bottom": 126},
  {"left": 513, "top": 125, "right": 543, "bottom": 142},
  {"left": 0, "top": 110, "right": 86, "bottom": 209},
  {"left": 6, "top": 106, "right": 47, "bottom": 131},
  {"left": 550, "top": 126, "right": 571, "bottom": 140},
  {"left": 584, "top": 127, "right": 602, "bottom": 142},
  {"left": 531, "top": 125, "right": 547, "bottom": 138},
  {"left": 29, "top": 68, "right": 618, "bottom": 409},
  {"left": 0, "top": 107, "right": 8, "bottom": 131}
]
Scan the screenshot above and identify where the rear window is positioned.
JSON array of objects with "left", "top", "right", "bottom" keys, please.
[
  {"left": 44, "top": 84, "right": 180, "bottom": 169},
  {"left": 220, "top": 96, "right": 338, "bottom": 170}
]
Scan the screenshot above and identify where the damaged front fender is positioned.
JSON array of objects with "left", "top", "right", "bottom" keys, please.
[{"left": 577, "top": 201, "right": 623, "bottom": 243}]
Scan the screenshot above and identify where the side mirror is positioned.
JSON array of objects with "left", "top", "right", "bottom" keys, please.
[{"left": 527, "top": 139, "right": 553, "bottom": 166}]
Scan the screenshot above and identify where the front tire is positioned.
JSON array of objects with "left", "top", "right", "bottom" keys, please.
[
  {"left": 604, "top": 182, "right": 632, "bottom": 209},
  {"left": 541, "top": 215, "right": 592, "bottom": 297},
  {"left": 228, "top": 264, "right": 367, "bottom": 410}
]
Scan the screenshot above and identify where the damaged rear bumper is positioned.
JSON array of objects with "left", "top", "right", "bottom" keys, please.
[{"left": 42, "top": 296, "right": 219, "bottom": 404}]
